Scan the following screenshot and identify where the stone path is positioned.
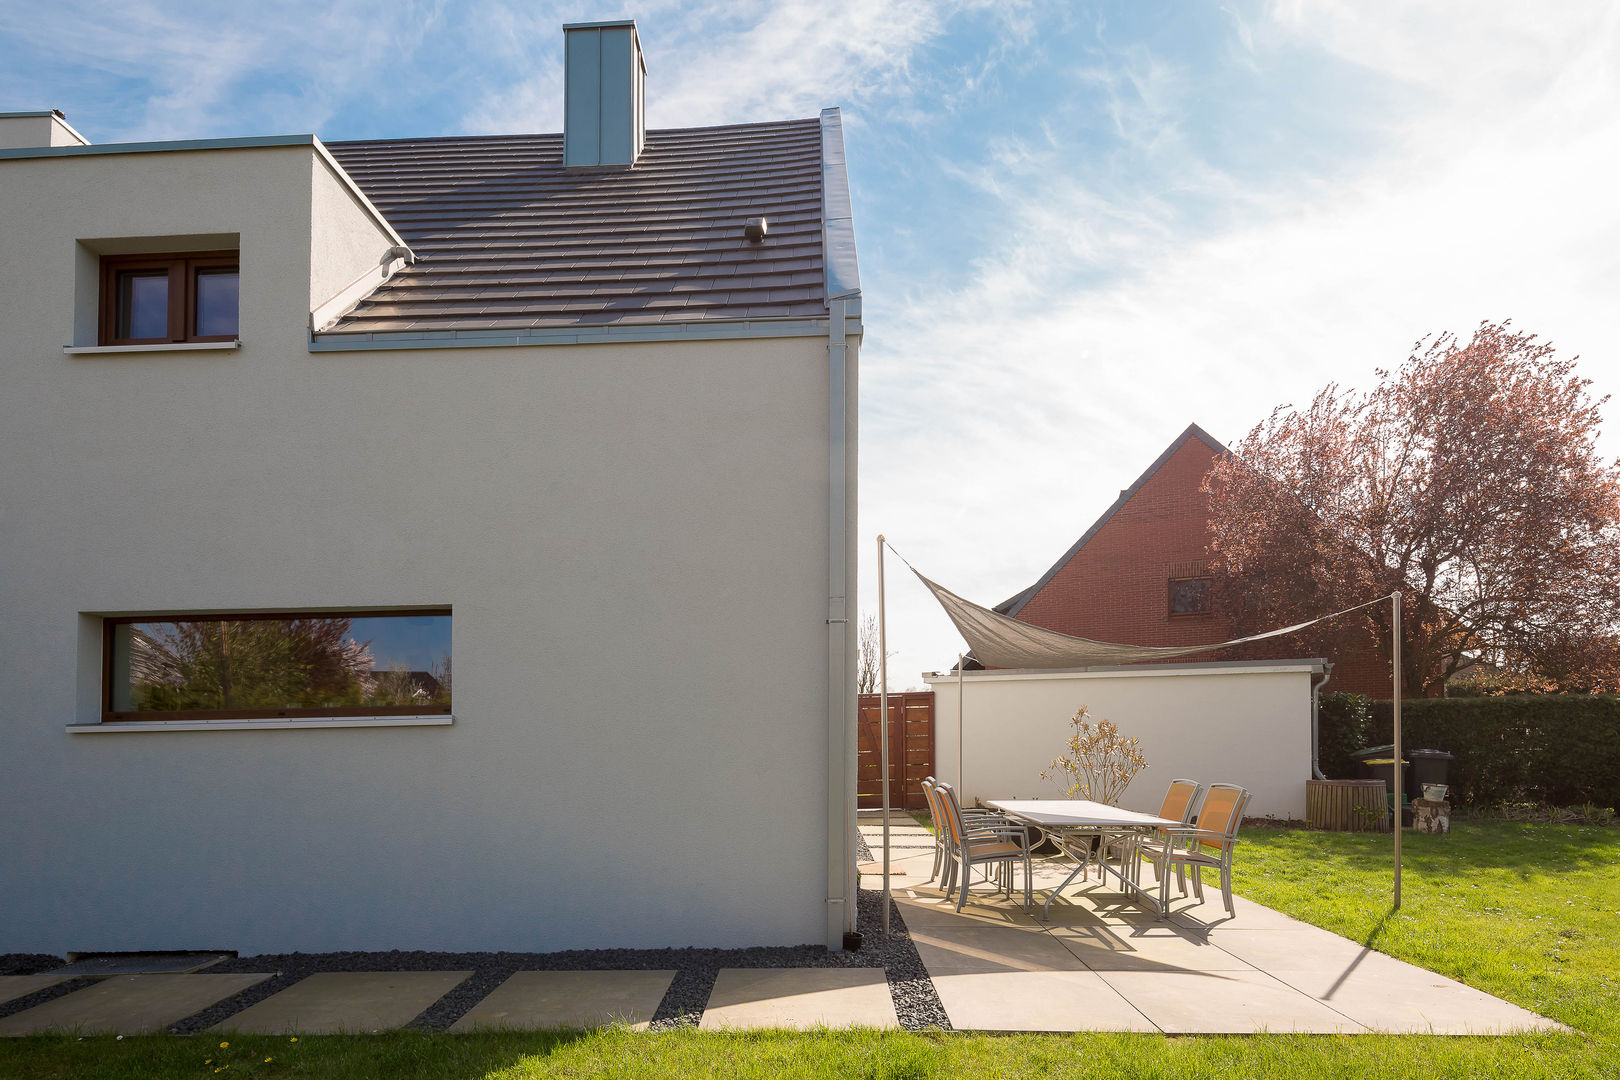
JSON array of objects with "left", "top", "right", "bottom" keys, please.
[{"left": 0, "top": 816, "right": 1565, "bottom": 1037}]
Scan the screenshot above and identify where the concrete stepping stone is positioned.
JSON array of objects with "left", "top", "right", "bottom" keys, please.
[
  {"left": 0, "top": 975, "right": 75, "bottom": 1008},
  {"left": 700, "top": 969, "right": 897, "bottom": 1030},
  {"left": 931, "top": 970, "right": 1158, "bottom": 1032},
  {"left": 449, "top": 971, "right": 675, "bottom": 1032},
  {"left": 1094, "top": 968, "right": 1367, "bottom": 1033},
  {"left": 0, "top": 974, "right": 271, "bottom": 1036},
  {"left": 213, "top": 971, "right": 471, "bottom": 1035},
  {"left": 1262, "top": 950, "right": 1565, "bottom": 1034}
]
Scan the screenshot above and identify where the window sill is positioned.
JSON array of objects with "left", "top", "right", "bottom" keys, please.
[
  {"left": 68, "top": 715, "right": 453, "bottom": 733},
  {"left": 63, "top": 341, "right": 241, "bottom": 355}
]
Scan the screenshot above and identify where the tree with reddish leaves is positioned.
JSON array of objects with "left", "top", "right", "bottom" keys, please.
[{"left": 1205, "top": 320, "right": 1620, "bottom": 695}]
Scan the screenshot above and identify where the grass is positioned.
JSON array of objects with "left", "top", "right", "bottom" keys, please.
[{"left": 2, "top": 822, "right": 1614, "bottom": 1079}]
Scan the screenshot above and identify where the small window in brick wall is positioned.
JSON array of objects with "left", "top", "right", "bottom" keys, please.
[{"left": 1168, "top": 576, "right": 1212, "bottom": 616}]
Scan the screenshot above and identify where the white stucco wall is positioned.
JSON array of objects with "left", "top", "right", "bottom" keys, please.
[
  {"left": 0, "top": 146, "right": 854, "bottom": 955},
  {"left": 923, "top": 662, "right": 1322, "bottom": 821}
]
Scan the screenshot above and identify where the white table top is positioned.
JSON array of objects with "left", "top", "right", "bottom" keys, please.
[{"left": 986, "top": 799, "right": 1180, "bottom": 829}]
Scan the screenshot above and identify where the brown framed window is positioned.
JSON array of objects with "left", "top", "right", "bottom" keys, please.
[
  {"left": 1168, "top": 577, "right": 1212, "bottom": 617},
  {"left": 103, "top": 610, "right": 451, "bottom": 723},
  {"left": 99, "top": 251, "right": 239, "bottom": 345}
]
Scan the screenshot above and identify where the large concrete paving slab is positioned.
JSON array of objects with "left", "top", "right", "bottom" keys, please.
[
  {"left": 1095, "top": 969, "right": 1367, "bottom": 1034},
  {"left": 700, "top": 969, "right": 898, "bottom": 1030},
  {"left": 1263, "top": 951, "right": 1566, "bottom": 1034},
  {"left": 1050, "top": 919, "right": 1257, "bottom": 972},
  {"left": 0, "top": 975, "right": 75, "bottom": 1008},
  {"left": 1205, "top": 927, "right": 1385, "bottom": 971},
  {"left": 931, "top": 971, "right": 1158, "bottom": 1032},
  {"left": 0, "top": 974, "right": 271, "bottom": 1036},
  {"left": 911, "top": 924, "right": 1086, "bottom": 976},
  {"left": 214, "top": 972, "right": 471, "bottom": 1035},
  {"left": 448, "top": 971, "right": 675, "bottom": 1032}
]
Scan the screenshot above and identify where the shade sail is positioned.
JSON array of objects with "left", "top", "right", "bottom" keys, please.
[{"left": 914, "top": 571, "right": 1329, "bottom": 670}]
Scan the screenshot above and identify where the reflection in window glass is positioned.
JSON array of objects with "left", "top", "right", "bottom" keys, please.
[
  {"left": 117, "top": 271, "right": 169, "bottom": 339},
  {"left": 108, "top": 613, "right": 451, "bottom": 719},
  {"left": 195, "top": 269, "right": 239, "bottom": 337},
  {"left": 1169, "top": 578, "right": 1212, "bottom": 615}
]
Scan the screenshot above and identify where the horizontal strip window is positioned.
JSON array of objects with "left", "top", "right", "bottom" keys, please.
[{"left": 104, "top": 610, "right": 450, "bottom": 723}]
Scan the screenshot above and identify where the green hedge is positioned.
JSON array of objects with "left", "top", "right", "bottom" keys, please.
[{"left": 1318, "top": 692, "right": 1620, "bottom": 809}]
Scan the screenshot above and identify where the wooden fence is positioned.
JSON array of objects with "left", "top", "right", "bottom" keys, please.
[{"left": 857, "top": 691, "right": 935, "bottom": 810}]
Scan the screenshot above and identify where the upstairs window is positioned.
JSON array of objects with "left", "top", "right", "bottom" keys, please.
[
  {"left": 1168, "top": 576, "right": 1212, "bottom": 617},
  {"left": 100, "top": 252, "right": 238, "bottom": 345},
  {"left": 103, "top": 610, "right": 451, "bottom": 723}
]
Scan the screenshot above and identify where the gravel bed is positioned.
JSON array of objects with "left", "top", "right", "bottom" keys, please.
[{"left": 1, "top": 885, "right": 950, "bottom": 1035}]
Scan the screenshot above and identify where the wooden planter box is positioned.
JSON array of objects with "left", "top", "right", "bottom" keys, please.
[{"left": 1306, "top": 779, "right": 1390, "bottom": 832}]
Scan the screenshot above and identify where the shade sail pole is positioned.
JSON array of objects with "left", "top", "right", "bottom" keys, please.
[
  {"left": 1392, "top": 590, "right": 1403, "bottom": 910},
  {"left": 957, "top": 654, "right": 966, "bottom": 796},
  {"left": 877, "top": 535, "right": 891, "bottom": 936}
]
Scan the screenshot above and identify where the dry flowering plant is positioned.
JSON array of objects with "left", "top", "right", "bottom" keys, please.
[{"left": 1042, "top": 706, "right": 1147, "bottom": 805}]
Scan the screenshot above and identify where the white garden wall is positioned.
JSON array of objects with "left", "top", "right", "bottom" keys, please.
[{"left": 923, "top": 661, "right": 1325, "bottom": 820}]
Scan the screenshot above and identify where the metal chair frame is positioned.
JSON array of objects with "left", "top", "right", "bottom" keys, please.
[
  {"left": 1154, "top": 783, "right": 1251, "bottom": 917},
  {"left": 935, "top": 780, "right": 1033, "bottom": 913}
]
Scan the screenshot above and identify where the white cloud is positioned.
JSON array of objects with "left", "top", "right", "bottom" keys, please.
[
  {"left": 460, "top": 0, "right": 1017, "bottom": 134},
  {"left": 861, "top": 1, "right": 1620, "bottom": 688},
  {"left": 0, "top": 0, "right": 449, "bottom": 140}
]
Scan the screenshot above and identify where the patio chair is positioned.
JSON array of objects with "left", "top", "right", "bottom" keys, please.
[
  {"left": 1127, "top": 778, "right": 1204, "bottom": 894},
  {"left": 920, "top": 776, "right": 1014, "bottom": 888},
  {"left": 934, "top": 781, "right": 1033, "bottom": 913},
  {"left": 1155, "top": 783, "right": 1251, "bottom": 917}
]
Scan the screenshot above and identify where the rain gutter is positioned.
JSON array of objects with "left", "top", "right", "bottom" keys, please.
[{"left": 821, "top": 106, "right": 861, "bottom": 950}]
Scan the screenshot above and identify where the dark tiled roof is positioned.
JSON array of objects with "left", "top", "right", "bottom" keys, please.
[{"left": 322, "top": 118, "right": 826, "bottom": 333}]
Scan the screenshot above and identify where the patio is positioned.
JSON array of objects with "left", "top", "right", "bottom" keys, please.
[{"left": 862, "top": 814, "right": 1562, "bottom": 1034}]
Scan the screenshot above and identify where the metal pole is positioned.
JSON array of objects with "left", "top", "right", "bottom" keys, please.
[
  {"left": 957, "top": 653, "right": 965, "bottom": 798},
  {"left": 1392, "top": 590, "right": 1403, "bottom": 910},
  {"left": 877, "top": 535, "right": 891, "bottom": 935}
]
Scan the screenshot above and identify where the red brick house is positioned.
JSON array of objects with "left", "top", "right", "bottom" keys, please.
[{"left": 988, "top": 423, "right": 1391, "bottom": 696}]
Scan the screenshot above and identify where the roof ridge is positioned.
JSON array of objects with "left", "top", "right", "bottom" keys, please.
[{"left": 999, "top": 423, "right": 1229, "bottom": 617}]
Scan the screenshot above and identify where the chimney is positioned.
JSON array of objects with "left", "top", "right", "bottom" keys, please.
[
  {"left": 563, "top": 20, "right": 646, "bottom": 167},
  {"left": 0, "top": 109, "right": 89, "bottom": 150}
]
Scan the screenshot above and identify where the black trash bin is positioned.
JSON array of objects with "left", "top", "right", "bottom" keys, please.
[
  {"left": 1353, "top": 745, "right": 1455, "bottom": 825},
  {"left": 1407, "top": 748, "right": 1455, "bottom": 800}
]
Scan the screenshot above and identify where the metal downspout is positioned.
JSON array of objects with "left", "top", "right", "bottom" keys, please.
[
  {"left": 1311, "top": 661, "right": 1334, "bottom": 781},
  {"left": 825, "top": 297, "right": 855, "bottom": 949}
]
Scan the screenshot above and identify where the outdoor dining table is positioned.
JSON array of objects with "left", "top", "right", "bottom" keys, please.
[{"left": 986, "top": 799, "right": 1182, "bottom": 921}]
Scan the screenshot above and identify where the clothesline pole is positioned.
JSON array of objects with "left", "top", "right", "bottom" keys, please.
[
  {"left": 1392, "top": 590, "right": 1403, "bottom": 910},
  {"left": 876, "top": 535, "right": 891, "bottom": 936}
]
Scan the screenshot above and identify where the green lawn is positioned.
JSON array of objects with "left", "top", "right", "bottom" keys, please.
[{"left": 2, "top": 822, "right": 1614, "bottom": 1079}]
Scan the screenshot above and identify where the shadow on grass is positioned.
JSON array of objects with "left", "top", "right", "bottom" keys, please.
[{"left": 0, "top": 1028, "right": 599, "bottom": 1080}]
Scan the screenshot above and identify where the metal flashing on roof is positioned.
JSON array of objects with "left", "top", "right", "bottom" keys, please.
[
  {"left": 1000, "top": 423, "right": 1231, "bottom": 617},
  {"left": 0, "top": 132, "right": 316, "bottom": 160},
  {"left": 309, "top": 313, "right": 859, "bottom": 352},
  {"left": 819, "top": 108, "right": 861, "bottom": 302}
]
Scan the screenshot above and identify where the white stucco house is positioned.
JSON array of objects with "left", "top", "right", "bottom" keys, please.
[{"left": 0, "top": 21, "right": 861, "bottom": 956}]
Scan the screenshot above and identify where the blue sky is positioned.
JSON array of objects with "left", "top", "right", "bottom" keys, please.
[{"left": 7, "top": 1, "right": 1618, "bottom": 685}]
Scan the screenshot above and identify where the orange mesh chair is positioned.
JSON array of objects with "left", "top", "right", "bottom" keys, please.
[
  {"left": 935, "top": 781, "right": 1032, "bottom": 913},
  {"left": 922, "top": 775, "right": 1017, "bottom": 891},
  {"left": 1128, "top": 778, "right": 1204, "bottom": 892},
  {"left": 1155, "top": 783, "right": 1250, "bottom": 917}
]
